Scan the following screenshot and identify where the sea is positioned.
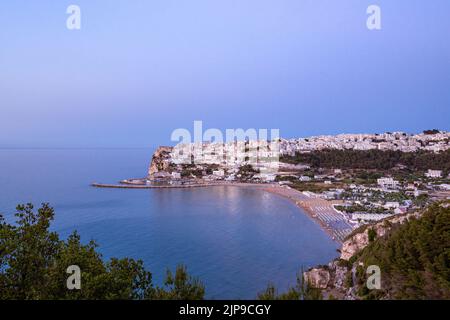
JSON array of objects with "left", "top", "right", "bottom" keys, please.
[{"left": 0, "top": 148, "right": 339, "bottom": 299}]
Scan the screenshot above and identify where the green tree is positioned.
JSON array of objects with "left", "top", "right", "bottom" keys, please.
[
  {"left": 282, "top": 149, "right": 450, "bottom": 172},
  {"left": 152, "top": 265, "right": 205, "bottom": 300},
  {"left": 258, "top": 268, "right": 323, "bottom": 300},
  {"left": 357, "top": 202, "right": 450, "bottom": 299},
  {"left": 368, "top": 228, "right": 377, "bottom": 243},
  {"left": 0, "top": 203, "right": 204, "bottom": 300}
]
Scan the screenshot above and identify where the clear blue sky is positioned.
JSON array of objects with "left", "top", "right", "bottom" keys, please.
[{"left": 1, "top": 0, "right": 449, "bottom": 148}]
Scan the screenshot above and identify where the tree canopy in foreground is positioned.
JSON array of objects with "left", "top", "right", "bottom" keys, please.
[{"left": 0, "top": 203, "right": 205, "bottom": 300}]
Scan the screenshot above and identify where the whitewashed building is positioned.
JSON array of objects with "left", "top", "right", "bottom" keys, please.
[
  {"left": 212, "top": 169, "right": 225, "bottom": 177},
  {"left": 351, "top": 213, "right": 394, "bottom": 222},
  {"left": 377, "top": 177, "right": 399, "bottom": 189},
  {"left": 425, "top": 169, "right": 442, "bottom": 178},
  {"left": 384, "top": 202, "right": 400, "bottom": 209},
  {"left": 171, "top": 172, "right": 181, "bottom": 179}
]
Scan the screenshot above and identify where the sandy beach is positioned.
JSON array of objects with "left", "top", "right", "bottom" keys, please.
[
  {"left": 92, "top": 180, "right": 354, "bottom": 243},
  {"left": 260, "top": 185, "right": 353, "bottom": 243}
]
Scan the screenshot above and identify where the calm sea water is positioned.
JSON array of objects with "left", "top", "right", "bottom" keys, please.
[{"left": 0, "top": 149, "right": 339, "bottom": 299}]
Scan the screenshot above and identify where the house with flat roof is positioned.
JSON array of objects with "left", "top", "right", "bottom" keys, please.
[{"left": 425, "top": 169, "right": 442, "bottom": 178}]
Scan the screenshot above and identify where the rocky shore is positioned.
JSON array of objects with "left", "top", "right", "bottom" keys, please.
[{"left": 303, "top": 210, "right": 422, "bottom": 299}]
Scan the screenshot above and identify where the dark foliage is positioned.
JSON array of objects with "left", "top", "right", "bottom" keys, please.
[
  {"left": 258, "top": 268, "right": 323, "bottom": 300},
  {"left": 0, "top": 203, "right": 205, "bottom": 300},
  {"left": 357, "top": 203, "right": 450, "bottom": 299},
  {"left": 282, "top": 149, "right": 450, "bottom": 172}
]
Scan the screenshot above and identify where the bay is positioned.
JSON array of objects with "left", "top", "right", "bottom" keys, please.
[{"left": 0, "top": 148, "right": 339, "bottom": 299}]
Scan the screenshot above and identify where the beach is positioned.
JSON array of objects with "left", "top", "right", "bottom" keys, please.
[
  {"left": 92, "top": 180, "right": 354, "bottom": 243},
  {"left": 261, "top": 185, "right": 354, "bottom": 243}
]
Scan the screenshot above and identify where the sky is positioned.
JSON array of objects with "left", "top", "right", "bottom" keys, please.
[{"left": 1, "top": 0, "right": 449, "bottom": 148}]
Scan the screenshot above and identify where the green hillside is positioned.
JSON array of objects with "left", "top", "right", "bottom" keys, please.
[{"left": 355, "top": 202, "right": 450, "bottom": 299}]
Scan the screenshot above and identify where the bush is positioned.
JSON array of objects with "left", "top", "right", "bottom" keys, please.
[
  {"left": 357, "top": 202, "right": 450, "bottom": 299},
  {"left": 0, "top": 203, "right": 205, "bottom": 300}
]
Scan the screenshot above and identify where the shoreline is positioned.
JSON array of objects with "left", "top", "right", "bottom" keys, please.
[
  {"left": 92, "top": 180, "right": 353, "bottom": 244},
  {"left": 259, "top": 186, "right": 349, "bottom": 244},
  {"left": 91, "top": 181, "right": 268, "bottom": 189},
  {"left": 261, "top": 186, "right": 336, "bottom": 243}
]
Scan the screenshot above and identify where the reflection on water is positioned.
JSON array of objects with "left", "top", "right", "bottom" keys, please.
[{"left": 0, "top": 149, "right": 339, "bottom": 299}]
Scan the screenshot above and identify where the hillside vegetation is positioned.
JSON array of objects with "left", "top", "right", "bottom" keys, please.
[
  {"left": 354, "top": 202, "right": 450, "bottom": 299},
  {"left": 282, "top": 149, "right": 450, "bottom": 172}
]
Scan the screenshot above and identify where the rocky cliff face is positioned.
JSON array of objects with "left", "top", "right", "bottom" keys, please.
[
  {"left": 304, "top": 211, "right": 423, "bottom": 299},
  {"left": 303, "top": 268, "right": 330, "bottom": 289},
  {"left": 147, "top": 146, "right": 173, "bottom": 178},
  {"left": 340, "top": 212, "right": 420, "bottom": 260},
  {"left": 340, "top": 232, "right": 370, "bottom": 261}
]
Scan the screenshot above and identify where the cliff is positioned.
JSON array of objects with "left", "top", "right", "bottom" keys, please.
[
  {"left": 303, "top": 268, "right": 331, "bottom": 289},
  {"left": 303, "top": 207, "right": 434, "bottom": 300},
  {"left": 147, "top": 146, "right": 173, "bottom": 178},
  {"left": 340, "top": 211, "right": 420, "bottom": 260}
]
